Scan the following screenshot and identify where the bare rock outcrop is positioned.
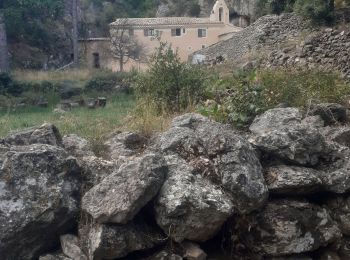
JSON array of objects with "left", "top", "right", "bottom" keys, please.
[
  {"left": 82, "top": 153, "right": 167, "bottom": 224},
  {"left": 154, "top": 155, "right": 234, "bottom": 242},
  {"left": 156, "top": 113, "right": 268, "bottom": 214},
  {"left": 0, "top": 144, "right": 81, "bottom": 260},
  {"left": 82, "top": 220, "right": 165, "bottom": 260},
  {"left": 3, "top": 123, "right": 63, "bottom": 146},
  {"left": 242, "top": 200, "right": 341, "bottom": 256}
]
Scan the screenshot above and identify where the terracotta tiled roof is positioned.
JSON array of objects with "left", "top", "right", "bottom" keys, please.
[{"left": 110, "top": 17, "right": 223, "bottom": 28}]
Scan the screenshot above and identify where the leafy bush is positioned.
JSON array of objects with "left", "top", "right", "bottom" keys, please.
[
  {"left": 84, "top": 71, "right": 132, "bottom": 93},
  {"left": 202, "top": 68, "right": 350, "bottom": 128},
  {"left": 256, "top": 0, "right": 296, "bottom": 16},
  {"left": 294, "top": 0, "right": 334, "bottom": 24},
  {"left": 0, "top": 73, "right": 24, "bottom": 97},
  {"left": 135, "top": 42, "right": 206, "bottom": 113}
]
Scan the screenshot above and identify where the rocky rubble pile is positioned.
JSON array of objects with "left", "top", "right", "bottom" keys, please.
[
  {"left": 192, "top": 14, "right": 306, "bottom": 65},
  {"left": 193, "top": 13, "right": 350, "bottom": 80},
  {"left": 3, "top": 104, "right": 350, "bottom": 259},
  {"left": 265, "top": 28, "right": 350, "bottom": 80}
]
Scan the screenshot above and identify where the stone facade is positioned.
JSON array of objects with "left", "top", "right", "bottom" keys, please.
[{"left": 80, "top": 0, "right": 241, "bottom": 71}]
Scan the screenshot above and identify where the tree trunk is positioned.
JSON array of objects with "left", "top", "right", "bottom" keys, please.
[
  {"left": 0, "top": 10, "right": 9, "bottom": 73},
  {"left": 72, "top": 0, "right": 79, "bottom": 68},
  {"left": 119, "top": 55, "right": 124, "bottom": 72}
]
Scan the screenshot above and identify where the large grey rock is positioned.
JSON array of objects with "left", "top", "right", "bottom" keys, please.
[
  {"left": 60, "top": 234, "right": 87, "bottom": 260},
  {"left": 249, "top": 108, "right": 330, "bottom": 166},
  {"left": 323, "top": 161, "right": 350, "bottom": 194},
  {"left": 0, "top": 142, "right": 9, "bottom": 167},
  {"left": 82, "top": 220, "right": 164, "bottom": 260},
  {"left": 148, "top": 251, "right": 183, "bottom": 260},
  {"left": 154, "top": 155, "right": 234, "bottom": 242},
  {"left": 322, "top": 127, "right": 350, "bottom": 148},
  {"left": 104, "top": 132, "right": 147, "bottom": 160},
  {"left": 79, "top": 156, "right": 120, "bottom": 188},
  {"left": 39, "top": 253, "right": 71, "bottom": 260},
  {"left": 157, "top": 113, "right": 268, "bottom": 214},
  {"left": 264, "top": 165, "right": 324, "bottom": 195},
  {"left": 0, "top": 144, "right": 81, "bottom": 260},
  {"left": 82, "top": 153, "right": 167, "bottom": 224},
  {"left": 4, "top": 123, "right": 63, "bottom": 146},
  {"left": 249, "top": 107, "right": 302, "bottom": 135},
  {"left": 182, "top": 241, "right": 207, "bottom": 260},
  {"left": 338, "top": 236, "right": 350, "bottom": 259},
  {"left": 309, "top": 103, "right": 347, "bottom": 126},
  {"left": 242, "top": 200, "right": 341, "bottom": 256},
  {"left": 62, "top": 134, "right": 94, "bottom": 158},
  {"left": 326, "top": 195, "right": 350, "bottom": 235}
]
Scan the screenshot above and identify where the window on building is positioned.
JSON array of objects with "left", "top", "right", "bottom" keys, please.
[
  {"left": 219, "top": 7, "right": 223, "bottom": 22},
  {"left": 198, "top": 28, "right": 207, "bottom": 38},
  {"left": 171, "top": 28, "right": 182, "bottom": 37},
  {"left": 144, "top": 28, "right": 156, "bottom": 37},
  {"left": 129, "top": 29, "right": 134, "bottom": 36},
  {"left": 183, "top": 28, "right": 186, "bottom": 34},
  {"left": 93, "top": 53, "right": 100, "bottom": 68}
]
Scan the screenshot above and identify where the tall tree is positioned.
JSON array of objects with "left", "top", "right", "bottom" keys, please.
[
  {"left": 110, "top": 19, "right": 145, "bottom": 72},
  {"left": 0, "top": 6, "right": 9, "bottom": 72},
  {"left": 72, "top": 0, "right": 79, "bottom": 67}
]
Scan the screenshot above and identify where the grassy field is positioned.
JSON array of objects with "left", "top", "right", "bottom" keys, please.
[{"left": 0, "top": 94, "right": 135, "bottom": 154}]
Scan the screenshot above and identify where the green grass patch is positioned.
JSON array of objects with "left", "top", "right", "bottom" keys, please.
[{"left": 0, "top": 94, "right": 135, "bottom": 154}]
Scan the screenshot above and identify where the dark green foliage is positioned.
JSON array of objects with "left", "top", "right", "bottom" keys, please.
[
  {"left": 201, "top": 68, "right": 350, "bottom": 128},
  {"left": 0, "top": 73, "right": 24, "bottom": 96},
  {"left": 135, "top": 43, "right": 206, "bottom": 113},
  {"left": 84, "top": 72, "right": 132, "bottom": 93},
  {"left": 294, "top": 0, "right": 334, "bottom": 24},
  {"left": 256, "top": 0, "right": 335, "bottom": 24},
  {"left": 256, "top": 0, "right": 296, "bottom": 17},
  {"left": 2, "top": 0, "right": 64, "bottom": 49}
]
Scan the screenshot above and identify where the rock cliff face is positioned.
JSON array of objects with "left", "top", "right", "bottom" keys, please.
[
  {"left": 3, "top": 103, "right": 350, "bottom": 259},
  {"left": 157, "top": 0, "right": 258, "bottom": 27}
]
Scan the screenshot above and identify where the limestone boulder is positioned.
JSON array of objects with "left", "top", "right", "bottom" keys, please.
[
  {"left": 39, "top": 253, "right": 71, "bottom": 260},
  {"left": 249, "top": 107, "right": 302, "bottom": 135},
  {"left": 62, "top": 134, "right": 94, "bottom": 158},
  {"left": 242, "top": 200, "right": 341, "bottom": 256},
  {"left": 0, "top": 142, "right": 9, "bottom": 167},
  {"left": 82, "top": 220, "right": 164, "bottom": 260},
  {"left": 309, "top": 103, "right": 347, "bottom": 126},
  {"left": 249, "top": 108, "right": 331, "bottom": 166},
  {"left": 82, "top": 153, "right": 167, "bottom": 224},
  {"left": 60, "top": 234, "right": 87, "bottom": 260},
  {"left": 78, "top": 156, "right": 120, "bottom": 188},
  {"left": 104, "top": 131, "right": 147, "bottom": 160},
  {"left": 3, "top": 123, "right": 63, "bottom": 146},
  {"left": 264, "top": 165, "right": 324, "bottom": 195},
  {"left": 322, "top": 126, "right": 350, "bottom": 148},
  {"left": 322, "top": 161, "right": 350, "bottom": 194},
  {"left": 157, "top": 113, "right": 268, "bottom": 214},
  {"left": 0, "top": 144, "right": 81, "bottom": 260},
  {"left": 154, "top": 155, "right": 234, "bottom": 242},
  {"left": 326, "top": 195, "right": 350, "bottom": 235},
  {"left": 148, "top": 251, "right": 183, "bottom": 260}
]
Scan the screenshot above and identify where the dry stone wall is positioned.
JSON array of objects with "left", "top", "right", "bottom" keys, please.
[
  {"left": 193, "top": 13, "right": 350, "bottom": 80},
  {"left": 4, "top": 104, "right": 350, "bottom": 259}
]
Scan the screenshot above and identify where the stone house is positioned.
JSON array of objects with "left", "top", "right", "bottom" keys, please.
[{"left": 79, "top": 0, "right": 241, "bottom": 71}]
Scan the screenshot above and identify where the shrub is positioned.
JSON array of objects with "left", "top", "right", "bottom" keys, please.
[
  {"left": 294, "top": 0, "right": 334, "bottom": 24},
  {"left": 0, "top": 73, "right": 25, "bottom": 97},
  {"left": 135, "top": 42, "right": 206, "bottom": 113},
  {"left": 203, "top": 68, "right": 350, "bottom": 128},
  {"left": 84, "top": 71, "right": 132, "bottom": 93}
]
